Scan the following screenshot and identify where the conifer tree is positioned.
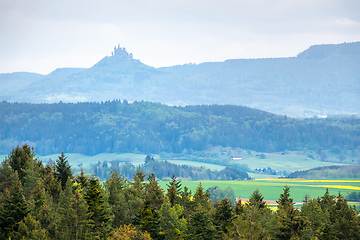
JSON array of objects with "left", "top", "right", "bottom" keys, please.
[
  {"left": 248, "top": 189, "right": 266, "bottom": 210},
  {"left": 193, "top": 183, "right": 212, "bottom": 211},
  {"left": 319, "top": 188, "right": 336, "bottom": 212},
  {"left": 105, "top": 168, "right": 126, "bottom": 206},
  {"left": 75, "top": 168, "right": 89, "bottom": 190},
  {"left": 166, "top": 174, "right": 182, "bottom": 206},
  {"left": 131, "top": 169, "right": 147, "bottom": 193},
  {"left": 140, "top": 200, "right": 162, "bottom": 239},
  {"left": 213, "top": 198, "right": 235, "bottom": 236},
  {"left": 34, "top": 183, "right": 60, "bottom": 239},
  {"left": 167, "top": 174, "right": 182, "bottom": 193},
  {"left": 0, "top": 172, "right": 29, "bottom": 238},
  {"left": 301, "top": 198, "right": 328, "bottom": 239},
  {"left": 276, "top": 185, "right": 304, "bottom": 239},
  {"left": 55, "top": 152, "right": 73, "bottom": 190},
  {"left": 158, "top": 197, "right": 187, "bottom": 240},
  {"left": 187, "top": 203, "right": 216, "bottom": 240},
  {"left": 0, "top": 157, "right": 17, "bottom": 204},
  {"left": 15, "top": 214, "right": 48, "bottom": 240},
  {"left": 58, "top": 179, "right": 91, "bottom": 239},
  {"left": 234, "top": 198, "right": 244, "bottom": 216},
  {"left": 105, "top": 169, "right": 128, "bottom": 228},
  {"left": 43, "top": 163, "right": 62, "bottom": 203},
  {"left": 329, "top": 192, "right": 360, "bottom": 239},
  {"left": 179, "top": 186, "right": 192, "bottom": 218},
  {"left": 125, "top": 169, "right": 147, "bottom": 225},
  {"left": 85, "top": 176, "right": 111, "bottom": 238},
  {"left": 7, "top": 144, "right": 37, "bottom": 184},
  {"left": 145, "top": 172, "right": 164, "bottom": 211}
]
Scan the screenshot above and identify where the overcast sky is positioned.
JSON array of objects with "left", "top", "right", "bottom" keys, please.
[{"left": 1, "top": 0, "right": 360, "bottom": 74}]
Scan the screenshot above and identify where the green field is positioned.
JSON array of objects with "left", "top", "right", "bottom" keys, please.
[
  {"left": 159, "top": 178, "right": 360, "bottom": 203},
  {"left": 26, "top": 148, "right": 353, "bottom": 176}
]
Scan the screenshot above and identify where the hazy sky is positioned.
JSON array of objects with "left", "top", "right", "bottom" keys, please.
[{"left": 1, "top": 0, "right": 360, "bottom": 74}]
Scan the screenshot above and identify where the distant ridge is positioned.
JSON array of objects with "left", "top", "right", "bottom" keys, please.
[
  {"left": 297, "top": 41, "right": 360, "bottom": 59},
  {"left": 1, "top": 42, "right": 359, "bottom": 117}
]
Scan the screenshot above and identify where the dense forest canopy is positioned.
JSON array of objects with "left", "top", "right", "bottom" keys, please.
[
  {"left": 0, "top": 100, "right": 359, "bottom": 156},
  {"left": 0, "top": 145, "right": 359, "bottom": 239}
]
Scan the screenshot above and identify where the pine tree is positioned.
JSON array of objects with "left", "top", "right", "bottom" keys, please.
[
  {"left": 178, "top": 186, "right": 192, "bottom": 218},
  {"left": 131, "top": 169, "right": 146, "bottom": 193},
  {"left": 319, "top": 188, "right": 336, "bottom": 212},
  {"left": 187, "top": 203, "right": 216, "bottom": 240},
  {"left": 58, "top": 179, "right": 91, "bottom": 239},
  {"left": 124, "top": 169, "right": 147, "bottom": 225},
  {"left": 276, "top": 185, "right": 293, "bottom": 208},
  {"left": 7, "top": 144, "right": 37, "bottom": 184},
  {"left": 276, "top": 185, "right": 304, "bottom": 239},
  {"left": 300, "top": 198, "right": 328, "bottom": 239},
  {"left": 105, "top": 169, "right": 128, "bottom": 228},
  {"left": 15, "top": 214, "right": 48, "bottom": 240},
  {"left": 55, "top": 152, "right": 73, "bottom": 190},
  {"left": 145, "top": 172, "right": 164, "bottom": 211},
  {"left": 248, "top": 189, "right": 266, "bottom": 210},
  {"left": 140, "top": 200, "right": 162, "bottom": 239},
  {"left": 85, "top": 176, "right": 111, "bottom": 238},
  {"left": 0, "top": 157, "right": 17, "bottom": 204},
  {"left": 158, "top": 197, "right": 187, "bottom": 240},
  {"left": 34, "top": 182, "right": 60, "bottom": 239},
  {"left": 213, "top": 198, "right": 235, "bottom": 237},
  {"left": 43, "top": 163, "right": 62, "bottom": 203},
  {"left": 0, "top": 172, "right": 29, "bottom": 238},
  {"left": 166, "top": 174, "right": 182, "bottom": 206},
  {"left": 75, "top": 168, "right": 89, "bottom": 190},
  {"left": 105, "top": 168, "right": 126, "bottom": 206},
  {"left": 167, "top": 174, "right": 182, "bottom": 193},
  {"left": 193, "top": 183, "right": 212, "bottom": 211},
  {"left": 329, "top": 192, "right": 360, "bottom": 239}
]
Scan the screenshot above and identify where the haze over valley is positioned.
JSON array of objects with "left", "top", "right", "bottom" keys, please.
[{"left": 1, "top": 42, "right": 359, "bottom": 118}]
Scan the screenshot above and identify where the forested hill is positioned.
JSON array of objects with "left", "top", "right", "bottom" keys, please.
[
  {"left": 0, "top": 101, "right": 358, "bottom": 156},
  {"left": 287, "top": 165, "right": 360, "bottom": 179},
  {"left": 1, "top": 42, "right": 359, "bottom": 117}
]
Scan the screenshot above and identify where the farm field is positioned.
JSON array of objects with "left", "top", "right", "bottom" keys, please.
[
  {"left": 159, "top": 178, "right": 360, "bottom": 204},
  {"left": 29, "top": 149, "right": 352, "bottom": 174},
  {"left": 231, "top": 152, "right": 349, "bottom": 173}
]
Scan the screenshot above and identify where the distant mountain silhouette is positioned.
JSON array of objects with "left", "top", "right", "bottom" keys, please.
[{"left": 1, "top": 42, "right": 359, "bottom": 117}]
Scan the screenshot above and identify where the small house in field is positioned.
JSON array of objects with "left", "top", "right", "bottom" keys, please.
[{"left": 230, "top": 155, "right": 242, "bottom": 160}]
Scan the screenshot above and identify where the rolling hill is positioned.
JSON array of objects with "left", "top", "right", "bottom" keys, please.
[{"left": 1, "top": 42, "right": 359, "bottom": 117}]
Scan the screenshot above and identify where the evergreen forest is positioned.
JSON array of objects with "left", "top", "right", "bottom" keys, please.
[
  {"left": 1, "top": 145, "right": 359, "bottom": 239},
  {"left": 0, "top": 100, "right": 358, "bottom": 156}
]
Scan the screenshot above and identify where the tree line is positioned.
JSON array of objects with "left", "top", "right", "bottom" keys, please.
[
  {"left": 0, "top": 100, "right": 359, "bottom": 156},
  {"left": 92, "top": 155, "right": 249, "bottom": 181},
  {"left": 1, "top": 144, "right": 360, "bottom": 239},
  {"left": 288, "top": 165, "right": 360, "bottom": 179}
]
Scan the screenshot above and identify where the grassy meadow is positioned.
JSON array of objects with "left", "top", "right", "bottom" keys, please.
[
  {"left": 26, "top": 147, "right": 355, "bottom": 175},
  {"left": 158, "top": 178, "right": 360, "bottom": 204}
]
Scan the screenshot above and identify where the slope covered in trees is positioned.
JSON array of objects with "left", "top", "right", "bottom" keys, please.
[
  {"left": 0, "top": 145, "right": 359, "bottom": 239},
  {"left": 288, "top": 164, "right": 360, "bottom": 179},
  {"left": 0, "top": 101, "right": 359, "bottom": 156}
]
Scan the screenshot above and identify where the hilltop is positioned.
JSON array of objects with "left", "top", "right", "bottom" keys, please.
[{"left": 1, "top": 42, "right": 359, "bottom": 117}]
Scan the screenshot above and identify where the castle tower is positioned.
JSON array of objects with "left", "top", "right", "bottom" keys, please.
[{"left": 112, "top": 44, "right": 133, "bottom": 59}]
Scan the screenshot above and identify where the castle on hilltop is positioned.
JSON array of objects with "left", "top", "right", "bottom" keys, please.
[{"left": 112, "top": 44, "right": 133, "bottom": 59}]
